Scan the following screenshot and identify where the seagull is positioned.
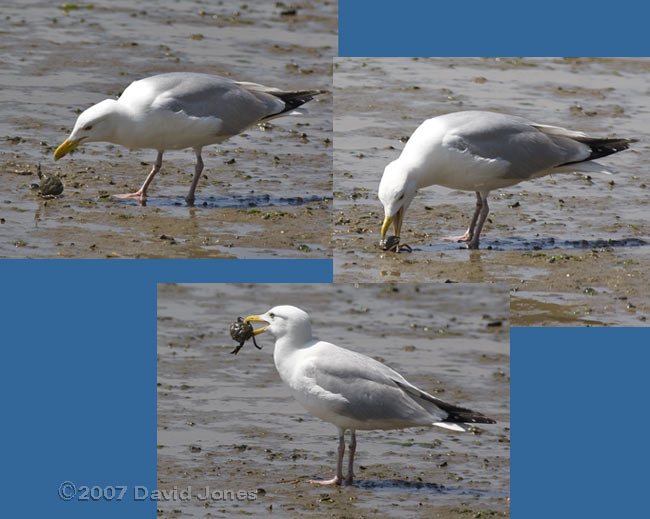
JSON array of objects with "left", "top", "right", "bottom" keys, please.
[
  {"left": 53, "top": 72, "right": 321, "bottom": 205},
  {"left": 378, "top": 110, "right": 637, "bottom": 249},
  {"left": 244, "top": 305, "right": 495, "bottom": 486}
]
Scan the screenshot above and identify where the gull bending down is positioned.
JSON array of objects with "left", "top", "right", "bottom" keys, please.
[
  {"left": 244, "top": 305, "right": 495, "bottom": 486},
  {"left": 54, "top": 72, "right": 321, "bottom": 205},
  {"left": 379, "top": 111, "right": 636, "bottom": 249}
]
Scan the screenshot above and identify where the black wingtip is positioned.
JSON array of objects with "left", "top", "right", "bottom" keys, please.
[
  {"left": 393, "top": 379, "right": 496, "bottom": 425},
  {"left": 568, "top": 136, "right": 637, "bottom": 164},
  {"left": 268, "top": 89, "right": 324, "bottom": 116},
  {"left": 444, "top": 410, "right": 496, "bottom": 425}
]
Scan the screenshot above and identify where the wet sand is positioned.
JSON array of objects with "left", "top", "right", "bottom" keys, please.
[
  {"left": 158, "top": 283, "right": 510, "bottom": 518},
  {"left": 0, "top": 1, "right": 336, "bottom": 258},
  {"left": 333, "top": 57, "right": 650, "bottom": 325}
]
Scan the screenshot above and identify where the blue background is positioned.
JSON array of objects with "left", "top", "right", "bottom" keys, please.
[
  {"left": 4, "top": 2, "right": 650, "bottom": 517},
  {"left": 512, "top": 327, "right": 650, "bottom": 517},
  {"left": 0, "top": 260, "right": 331, "bottom": 517},
  {"left": 340, "top": 0, "right": 650, "bottom": 56}
]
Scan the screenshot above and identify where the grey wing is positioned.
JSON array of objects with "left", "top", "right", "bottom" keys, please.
[
  {"left": 444, "top": 112, "right": 591, "bottom": 180},
  {"left": 303, "top": 346, "right": 448, "bottom": 424},
  {"left": 146, "top": 73, "right": 285, "bottom": 136}
]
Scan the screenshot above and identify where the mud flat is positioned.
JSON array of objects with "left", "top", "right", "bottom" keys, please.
[
  {"left": 333, "top": 57, "right": 650, "bottom": 325},
  {"left": 1, "top": 1, "right": 336, "bottom": 258},
  {"left": 158, "top": 283, "right": 510, "bottom": 518}
]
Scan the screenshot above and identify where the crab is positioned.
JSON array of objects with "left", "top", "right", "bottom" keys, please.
[
  {"left": 229, "top": 317, "right": 263, "bottom": 355},
  {"left": 378, "top": 235, "right": 413, "bottom": 253},
  {"left": 36, "top": 163, "right": 64, "bottom": 197}
]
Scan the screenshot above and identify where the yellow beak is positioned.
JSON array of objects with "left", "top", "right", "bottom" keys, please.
[
  {"left": 381, "top": 207, "right": 403, "bottom": 239},
  {"left": 53, "top": 137, "right": 85, "bottom": 160},
  {"left": 244, "top": 315, "right": 269, "bottom": 336},
  {"left": 381, "top": 215, "right": 394, "bottom": 239}
]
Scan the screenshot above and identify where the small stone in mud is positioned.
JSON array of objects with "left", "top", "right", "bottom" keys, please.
[
  {"left": 59, "top": 3, "right": 80, "bottom": 14},
  {"left": 189, "top": 445, "right": 201, "bottom": 453}
]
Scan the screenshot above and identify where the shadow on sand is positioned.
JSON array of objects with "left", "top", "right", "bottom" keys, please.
[
  {"left": 350, "top": 478, "right": 507, "bottom": 498},
  {"left": 413, "top": 236, "right": 647, "bottom": 253},
  {"left": 114, "top": 193, "right": 325, "bottom": 209}
]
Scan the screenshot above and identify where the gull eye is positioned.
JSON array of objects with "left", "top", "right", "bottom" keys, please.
[
  {"left": 398, "top": 194, "right": 404, "bottom": 201},
  {"left": 84, "top": 125, "right": 93, "bottom": 131},
  {"left": 269, "top": 312, "right": 275, "bottom": 319}
]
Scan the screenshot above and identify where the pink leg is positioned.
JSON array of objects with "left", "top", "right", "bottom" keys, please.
[
  {"left": 442, "top": 230, "right": 473, "bottom": 242},
  {"left": 467, "top": 193, "right": 489, "bottom": 249},
  {"left": 114, "top": 151, "right": 163, "bottom": 205},
  {"left": 309, "top": 429, "right": 345, "bottom": 486},
  {"left": 442, "top": 191, "right": 482, "bottom": 242},
  {"left": 185, "top": 148, "right": 204, "bottom": 206},
  {"left": 344, "top": 430, "right": 356, "bottom": 485}
]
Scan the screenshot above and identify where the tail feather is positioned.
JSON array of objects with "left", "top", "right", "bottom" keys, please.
[
  {"left": 263, "top": 89, "right": 323, "bottom": 118},
  {"left": 236, "top": 80, "right": 324, "bottom": 120},
  {"left": 532, "top": 123, "right": 637, "bottom": 168},
  {"left": 392, "top": 379, "right": 496, "bottom": 425},
  {"left": 434, "top": 422, "right": 467, "bottom": 432},
  {"left": 569, "top": 136, "right": 637, "bottom": 163},
  {"left": 557, "top": 137, "right": 637, "bottom": 168}
]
